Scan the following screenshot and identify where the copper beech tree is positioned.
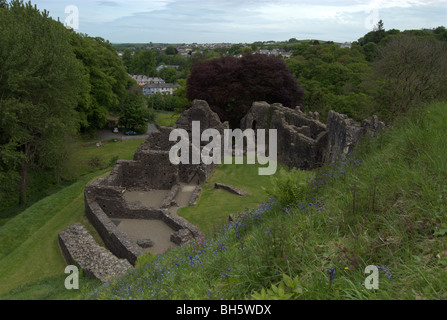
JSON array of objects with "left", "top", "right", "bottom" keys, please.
[{"left": 186, "top": 54, "right": 304, "bottom": 128}]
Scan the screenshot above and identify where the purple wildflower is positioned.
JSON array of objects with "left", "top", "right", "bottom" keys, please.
[{"left": 329, "top": 268, "right": 335, "bottom": 281}]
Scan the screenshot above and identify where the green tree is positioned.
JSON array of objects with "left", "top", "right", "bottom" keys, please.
[
  {"left": 242, "top": 46, "right": 253, "bottom": 55},
  {"left": 119, "top": 87, "right": 152, "bottom": 133},
  {"left": 69, "top": 33, "right": 131, "bottom": 131},
  {"left": 146, "top": 92, "right": 166, "bottom": 110},
  {"left": 372, "top": 34, "right": 447, "bottom": 120},
  {"left": 434, "top": 26, "right": 447, "bottom": 41},
  {"left": 122, "top": 49, "right": 133, "bottom": 71},
  {"left": 158, "top": 67, "right": 178, "bottom": 83},
  {"left": 165, "top": 46, "right": 178, "bottom": 55},
  {"left": 0, "top": 1, "right": 84, "bottom": 204},
  {"left": 129, "top": 49, "right": 156, "bottom": 75}
]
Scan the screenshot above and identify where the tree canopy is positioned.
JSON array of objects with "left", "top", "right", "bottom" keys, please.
[
  {"left": 0, "top": 0, "right": 84, "bottom": 204},
  {"left": 69, "top": 33, "right": 132, "bottom": 131},
  {"left": 285, "top": 42, "right": 373, "bottom": 120},
  {"left": 186, "top": 54, "right": 304, "bottom": 127},
  {"left": 371, "top": 34, "right": 447, "bottom": 120}
]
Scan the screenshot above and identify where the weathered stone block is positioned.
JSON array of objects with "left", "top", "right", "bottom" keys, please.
[
  {"left": 214, "top": 183, "right": 246, "bottom": 196},
  {"left": 137, "top": 238, "right": 154, "bottom": 248}
]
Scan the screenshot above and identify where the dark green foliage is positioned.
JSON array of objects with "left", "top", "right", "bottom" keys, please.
[
  {"left": 69, "top": 33, "right": 131, "bottom": 131},
  {"left": 0, "top": 0, "right": 84, "bottom": 205},
  {"left": 433, "top": 26, "right": 447, "bottom": 41},
  {"left": 128, "top": 49, "right": 156, "bottom": 75},
  {"left": 165, "top": 46, "right": 178, "bottom": 55},
  {"left": 158, "top": 67, "right": 179, "bottom": 83},
  {"left": 121, "top": 49, "right": 133, "bottom": 72},
  {"left": 286, "top": 43, "right": 373, "bottom": 121},
  {"left": 119, "top": 87, "right": 153, "bottom": 133},
  {"left": 371, "top": 34, "right": 447, "bottom": 121}
]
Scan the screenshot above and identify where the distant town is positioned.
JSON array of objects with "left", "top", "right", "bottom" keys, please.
[
  {"left": 119, "top": 39, "right": 352, "bottom": 97},
  {"left": 114, "top": 39, "right": 350, "bottom": 59}
]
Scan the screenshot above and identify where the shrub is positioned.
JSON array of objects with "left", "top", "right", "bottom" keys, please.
[{"left": 266, "top": 168, "right": 311, "bottom": 207}]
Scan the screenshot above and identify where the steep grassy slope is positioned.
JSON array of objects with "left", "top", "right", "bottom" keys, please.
[{"left": 0, "top": 139, "right": 145, "bottom": 299}]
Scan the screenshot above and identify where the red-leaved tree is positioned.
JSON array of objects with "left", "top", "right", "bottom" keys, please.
[{"left": 186, "top": 54, "right": 304, "bottom": 127}]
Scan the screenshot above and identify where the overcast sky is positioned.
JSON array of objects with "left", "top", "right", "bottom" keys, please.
[{"left": 30, "top": 0, "right": 447, "bottom": 43}]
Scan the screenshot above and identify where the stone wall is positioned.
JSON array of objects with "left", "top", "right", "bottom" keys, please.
[
  {"left": 241, "top": 101, "right": 385, "bottom": 169},
  {"left": 323, "top": 111, "right": 386, "bottom": 162},
  {"left": 84, "top": 194, "right": 143, "bottom": 265},
  {"left": 215, "top": 183, "right": 247, "bottom": 196},
  {"left": 84, "top": 181, "right": 204, "bottom": 265},
  {"left": 121, "top": 150, "right": 179, "bottom": 190},
  {"left": 76, "top": 100, "right": 229, "bottom": 266},
  {"left": 241, "top": 102, "right": 328, "bottom": 169},
  {"left": 69, "top": 98, "right": 385, "bottom": 279},
  {"left": 58, "top": 223, "right": 132, "bottom": 282}
]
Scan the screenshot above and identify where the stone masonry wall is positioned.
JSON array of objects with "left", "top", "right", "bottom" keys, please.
[
  {"left": 241, "top": 101, "right": 385, "bottom": 169},
  {"left": 58, "top": 223, "right": 132, "bottom": 282},
  {"left": 84, "top": 194, "right": 143, "bottom": 266},
  {"left": 84, "top": 181, "right": 204, "bottom": 265}
]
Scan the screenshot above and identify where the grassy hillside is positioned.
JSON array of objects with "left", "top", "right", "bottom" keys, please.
[
  {"left": 0, "top": 170, "right": 108, "bottom": 297},
  {"left": 0, "top": 139, "right": 145, "bottom": 299},
  {"left": 0, "top": 139, "right": 146, "bottom": 226},
  {"left": 154, "top": 111, "right": 181, "bottom": 127},
  {"left": 82, "top": 102, "right": 447, "bottom": 300}
]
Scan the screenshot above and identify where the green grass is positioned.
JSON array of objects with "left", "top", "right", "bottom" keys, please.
[
  {"left": 0, "top": 138, "right": 146, "bottom": 225},
  {"left": 82, "top": 102, "right": 447, "bottom": 300},
  {"left": 66, "top": 139, "right": 146, "bottom": 179},
  {"left": 178, "top": 161, "right": 293, "bottom": 234},
  {"left": 0, "top": 138, "right": 145, "bottom": 299},
  {"left": 0, "top": 170, "right": 110, "bottom": 297},
  {"left": 154, "top": 111, "right": 180, "bottom": 127}
]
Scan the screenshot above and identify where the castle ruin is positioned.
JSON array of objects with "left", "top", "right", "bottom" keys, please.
[{"left": 58, "top": 99, "right": 385, "bottom": 282}]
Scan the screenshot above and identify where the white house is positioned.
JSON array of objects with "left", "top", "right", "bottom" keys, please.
[
  {"left": 143, "top": 83, "right": 180, "bottom": 95},
  {"left": 340, "top": 42, "right": 352, "bottom": 49},
  {"left": 156, "top": 65, "right": 180, "bottom": 72},
  {"left": 129, "top": 74, "right": 165, "bottom": 85}
]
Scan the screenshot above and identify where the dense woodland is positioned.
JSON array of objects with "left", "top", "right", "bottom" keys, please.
[{"left": 0, "top": 0, "right": 446, "bottom": 212}]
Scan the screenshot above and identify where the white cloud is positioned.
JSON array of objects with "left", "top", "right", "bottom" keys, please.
[{"left": 31, "top": 0, "right": 447, "bottom": 43}]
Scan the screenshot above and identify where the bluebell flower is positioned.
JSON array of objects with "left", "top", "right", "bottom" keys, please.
[
  {"left": 376, "top": 265, "right": 392, "bottom": 279},
  {"left": 329, "top": 268, "right": 335, "bottom": 281}
]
